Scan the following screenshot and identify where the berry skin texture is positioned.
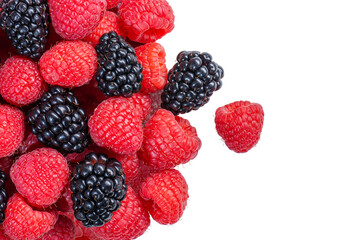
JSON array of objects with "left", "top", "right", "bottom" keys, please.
[
  {"left": 215, "top": 101, "right": 264, "bottom": 153},
  {"left": 0, "top": 105, "right": 25, "bottom": 158},
  {"left": 116, "top": 153, "right": 140, "bottom": 182},
  {"left": 10, "top": 148, "right": 69, "bottom": 207},
  {"left": 3, "top": 193, "right": 57, "bottom": 240},
  {"left": 106, "top": 0, "right": 121, "bottom": 9},
  {"left": 0, "top": 56, "right": 47, "bottom": 106},
  {"left": 89, "top": 97, "right": 143, "bottom": 155},
  {"left": 37, "top": 215, "right": 75, "bottom": 240},
  {"left": 139, "top": 109, "right": 201, "bottom": 170},
  {"left": 48, "top": 0, "right": 107, "bottom": 40},
  {"left": 127, "top": 93, "right": 152, "bottom": 121},
  {"left": 118, "top": 0, "right": 175, "bottom": 43},
  {"left": 135, "top": 42, "right": 167, "bottom": 93},
  {"left": 91, "top": 187, "right": 150, "bottom": 240},
  {"left": 39, "top": 41, "right": 97, "bottom": 88},
  {"left": 139, "top": 169, "right": 189, "bottom": 225}
]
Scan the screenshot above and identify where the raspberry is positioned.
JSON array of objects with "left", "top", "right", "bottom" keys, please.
[
  {"left": 215, "top": 101, "right": 264, "bottom": 153},
  {"left": 89, "top": 97, "right": 143, "bottom": 155},
  {"left": 10, "top": 148, "right": 69, "bottom": 207},
  {"left": 3, "top": 193, "right": 57, "bottom": 240},
  {"left": 118, "top": 0, "right": 175, "bottom": 43},
  {"left": 116, "top": 153, "right": 140, "bottom": 182},
  {"left": 17, "top": 131, "right": 46, "bottom": 156},
  {"left": 106, "top": 0, "right": 121, "bottom": 9},
  {"left": 139, "top": 169, "right": 188, "bottom": 225},
  {"left": 39, "top": 41, "right": 97, "bottom": 88},
  {"left": 0, "top": 56, "right": 47, "bottom": 106},
  {"left": 37, "top": 215, "right": 75, "bottom": 240},
  {"left": 56, "top": 184, "right": 73, "bottom": 213},
  {"left": 0, "top": 170, "right": 7, "bottom": 224},
  {"left": 139, "top": 109, "right": 201, "bottom": 170},
  {"left": 135, "top": 42, "right": 167, "bottom": 93},
  {"left": 0, "top": 105, "right": 25, "bottom": 158},
  {"left": 0, "top": 156, "right": 13, "bottom": 176},
  {"left": 48, "top": 0, "right": 107, "bottom": 40},
  {"left": 82, "top": 11, "right": 124, "bottom": 47},
  {"left": 127, "top": 93, "right": 152, "bottom": 121},
  {"left": 91, "top": 187, "right": 150, "bottom": 240}
]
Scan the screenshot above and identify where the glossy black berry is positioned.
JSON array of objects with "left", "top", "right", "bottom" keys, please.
[
  {"left": 70, "top": 152, "right": 127, "bottom": 227},
  {"left": 161, "top": 51, "right": 224, "bottom": 115},
  {"left": 0, "top": 0, "right": 50, "bottom": 59},
  {"left": 27, "top": 86, "right": 90, "bottom": 153},
  {"left": 0, "top": 170, "right": 8, "bottom": 224},
  {"left": 95, "top": 31, "right": 143, "bottom": 97}
]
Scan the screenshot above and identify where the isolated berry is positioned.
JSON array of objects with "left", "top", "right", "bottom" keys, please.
[
  {"left": 0, "top": 170, "right": 7, "bottom": 224},
  {"left": 0, "top": 105, "right": 25, "bottom": 158},
  {"left": 3, "top": 193, "right": 57, "bottom": 240},
  {"left": 161, "top": 51, "right": 224, "bottom": 115},
  {"left": 48, "top": 0, "right": 107, "bottom": 40},
  {"left": 95, "top": 31, "right": 143, "bottom": 97},
  {"left": 140, "top": 169, "right": 188, "bottom": 225},
  {"left": 215, "top": 101, "right": 264, "bottom": 153},
  {"left": 118, "top": 0, "right": 175, "bottom": 43},
  {"left": 139, "top": 109, "right": 201, "bottom": 170},
  {"left": 27, "top": 86, "right": 91, "bottom": 153},
  {"left": 135, "top": 42, "right": 167, "bottom": 93},
  {"left": 10, "top": 148, "right": 69, "bottom": 207},
  {"left": 0, "top": 0, "right": 50, "bottom": 58},
  {"left": 89, "top": 97, "right": 143, "bottom": 155},
  {"left": 39, "top": 41, "right": 97, "bottom": 88},
  {"left": 0, "top": 56, "right": 47, "bottom": 106},
  {"left": 37, "top": 215, "right": 75, "bottom": 240}
]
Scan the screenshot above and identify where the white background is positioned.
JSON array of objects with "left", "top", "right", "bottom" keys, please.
[{"left": 138, "top": 0, "right": 360, "bottom": 239}]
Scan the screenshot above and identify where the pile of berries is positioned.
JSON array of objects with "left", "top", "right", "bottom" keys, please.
[{"left": 0, "top": 0, "right": 264, "bottom": 239}]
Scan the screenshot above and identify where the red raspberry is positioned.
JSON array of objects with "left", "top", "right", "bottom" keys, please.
[
  {"left": 48, "top": 0, "right": 107, "bottom": 40},
  {"left": 39, "top": 41, "right": 97, "bottom": 88},
  {"left": 89, "top": 97, "right": 143, "bottom": 155},
  {"left": 55, "top": 184, "right": 73, "bottom": 213},
  {"left": 37, "top": 215, "right": 75, "bottom": 240},
  {"left": 18, "top": 130, "right": 46, "bottom": 156},
  {"left": 127, "top": 93, "right": 152, "bottom": 121},
  {"left": 106, "top": 0, "right": 121, "bottom": 9},
  {"left": 116, "top": 153, "right": 140, "bottom": 182},
  {"left": 0, "top": 56, "right": 47, "bottom": 106},
  {"left": 82, "top": 11, "right": 124, "bottom": 47},
  {"left": 215, "top": 101, "right": 264, "bottom": 153},
  {"left": 139, "top": 169, "right": 188, "bottom": 225},
  {"left": 118, "top": 0, "right": 175, "bottom": 43},
  {"left": 10, "top": 148, "right": 69, "bottom": 207},
  {"left": 91, "top": 187, "right": 150, "bottom": 240},
  {"left": 0, "top": 105, "right": 25, "bottom": 158},
  {"left": 139, "top": 109, "right": 201, "bottom": 170},
  {"left": 3, "top": 193, "right": 58, "bottom": 240},
  {"left": 128, "top": 158, "right": 154, "bottom": 194},
  {"left": 135, "top": 43, "right": 167, "bottom": 93},
  {"left": 0, "top": 226, "right": 11, "bottom": 240}
]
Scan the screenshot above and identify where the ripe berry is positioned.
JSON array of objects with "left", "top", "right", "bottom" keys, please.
[
  {"left": 38, "top": 215, "right": 76, "bottom": 240},
  {"left": 0, "top": 170, "right": 8, "bottom": 224}
]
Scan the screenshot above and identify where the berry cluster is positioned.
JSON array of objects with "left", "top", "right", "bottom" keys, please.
[{"left": 0, "top": 0, "right": 264, "bottom": 239}]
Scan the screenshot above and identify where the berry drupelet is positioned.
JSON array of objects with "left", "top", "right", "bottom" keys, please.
[
  {"left": 27, "top": 86, "right": 90, "bottom": 153},
  {"left": 95, "top": 31, "right": 143, "bottom": 97},
  {"left": 161, "top": 51, "right": 224, "bottom": 115},
  {"left": 70, "top": 152, "right": 127, "bottom": 227},
  {"left": 0, "top": 0, "right": 50, "bottom": 59},
  {"left": 0, "top": 169, "right": 8, "bottom": 224}
]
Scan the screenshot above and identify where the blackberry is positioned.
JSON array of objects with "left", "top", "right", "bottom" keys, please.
[
  {"left": 0, "top": 0, "right": 50, "bottom": 59},
  {"left": 161, "top": 51, "right": 224, "bottom": 115},
  {"left": 0, "top": 169, "right": 8, "bottom": 224},
  {"left": 27, "top": 86, "right": 90, "bottom": 153},
  {"left": 70, "top": 152, "right": 127, "bottom": 227},
  {"left": 95, "top": 31, "right": 143, "bottom": 98}
]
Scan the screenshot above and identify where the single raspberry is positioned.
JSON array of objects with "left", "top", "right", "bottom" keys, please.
[
  {"left": 106, "top": 0, "right": 121, "bottom": 9},
  {"left": 127, "top": 93, "right": 152, "bottom": 121},
  {"left": 0, "top": 170, "right": 7, "bottom": 224},
  {"left": 89, "top": 97, "right": 143, "bottom": 155},
  {"left": 3, "top": 193, "right": 57, "bottom": 240},
  {"left": 48, "top": 0, "right": 107, "bottom": 40},
  {"left": 135, "top": 42, "right": 167, "bottom": 93},
  {"left": 118, "top": 0, "right": 175, "bottom": 43},
  {"left": 139, "top": 109, "right": 201, "bottom": 170},
  {"left": 91, "top": 187, "right": 150, "bottom": 240},
  {"left": 36, "top": 215, "right": 75, "bottom": 240},
  {"left": 139, "top": 169, "right": 188, "bottom": 225},
  {"left": 0, "top": 105, "right": 25, "bottom": 158},
  {"left": 215, "top": 101, "right": 264, "bottom": 153},
  {"left": 10, "top": 148, "right": 69, "bottom": 207},
  {"left": 39, "top": 41, "right": 97, "bottom": 88},
  {"left": 0, "top": 56, "right": 47, "bottom": 106},
  {"left": 116, "top": 153, "right": 140, "bottom": 182},
  {"left": 82, "top": 11, "right": 124, "bottom": 47}
]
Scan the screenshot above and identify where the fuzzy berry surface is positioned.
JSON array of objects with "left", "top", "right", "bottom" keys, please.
[
  {"left": 215, "top": 101, "right": 264, "bottom": 153},
  {"left": 0, "top": 56, "right": 47, "bottom": 106}
]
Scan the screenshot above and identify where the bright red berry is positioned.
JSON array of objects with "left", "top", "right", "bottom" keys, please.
[
  {"left": 215, "top": 100, "right": 264, "bottom": 153},
  {"left": 116, "top": 153, "right": 140, "bottom": 182},
  {"left": 37, "top": 215, "right": 75, "bottom": 240},
  {"left": 118, "top": 0, "right": 175, "bottom": 43},
  {"left": 139, "top": 109, "right": 201, "bottom": 170},
  {"left": 10, "top": 148, "right": 69, "bottom": 207},
  {"left": 39, "top": 41, "right": 97, "bottom": 88},
  {"left": 140, "top": 169, "right": 189, "bottom": 225},
  {"left": 135, "top": 42, "right": 167, "bottom": 93},
  {"left": 127, "top": 93, "right": 152, "bottom": 121},
  {"left": 106, "top": 0, "right": 121, "bottom": 9}
]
